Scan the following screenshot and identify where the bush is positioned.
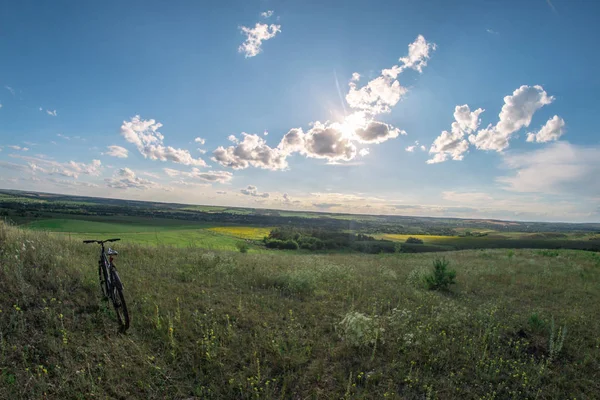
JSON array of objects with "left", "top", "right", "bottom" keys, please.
[
  {"left": 405, "top": 237, "right": 424, "bottom": 244},
  {"left": 264, "top": 238, "right": 299, "bottom": 250},
  {"left": 236, "top": 241, "right": 249, "bottom": 253},
  {"left": 425, "top": 257, "right": 456, "bottom": 290}
]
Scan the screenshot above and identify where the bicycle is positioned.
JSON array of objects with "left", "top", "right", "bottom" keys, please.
[{"left": 83, "top": 238, "right": 130, "bottom": 331}]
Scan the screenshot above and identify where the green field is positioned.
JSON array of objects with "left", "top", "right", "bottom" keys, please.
[
  {"left": 1, "top": 222, "right": 600, "bottom": 399},
  {"left": 24, "top": 218, "right": 264, "bottom": 251}
]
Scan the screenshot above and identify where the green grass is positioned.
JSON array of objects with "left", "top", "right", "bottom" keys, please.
[{"left": 1, "top": 222, "right": 600, "bottom": 399}]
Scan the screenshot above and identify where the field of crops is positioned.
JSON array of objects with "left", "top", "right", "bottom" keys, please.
[{"left": 208, "top": 226, "right": 272, "bottom": 240}]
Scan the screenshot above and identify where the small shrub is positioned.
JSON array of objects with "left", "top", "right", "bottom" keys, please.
[
  {"left": 236, "top": 241, "right": 249, "bottom": 253},
  {"left": 405, "top": 237, "right": 424, "bottom": 244},
  {"left": 425, "top": 257, "right": 456, "bottom": 290},
  {"left": 528, "top": 312, "right": 546, "bottom": 333},
  {"left": 338, "top": 311, "right": 383, "bottom": 347}
]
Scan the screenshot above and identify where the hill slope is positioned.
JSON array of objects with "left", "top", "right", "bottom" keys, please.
[{"left": 0, "top": 222, "right": 599, "bottom": 399}]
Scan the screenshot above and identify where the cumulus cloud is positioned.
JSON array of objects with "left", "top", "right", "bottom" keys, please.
[
  {"left": 346, "top": 35, "right": 435, "bottom": 115},
  {"left": 105, "top": 145, "right": 128, "bottom": 158},
  {"left": 301, "top": 122, "right": 356, "bottom": 161},
  {"left": 526, "top": 115, "right": 565, "bottom": 143},
  {"left": 105, "top": 168, "right": 158, "bottom": 190},
  {"left": 46, "top": 110, "right": 57, "bottom": 117},
  {"left": 212, "top": 133, "right": 288, "bottom": 170},
  {"left": 405, "top": 146, "right": 415, "bottom": 152},
  {"left": 354, "top": 120, "right": 405, "bottom": 144},
  {"left": 194, "top": 137, "right": 206, "bottom": 145},
  {"left": 260, "top": 10, "right": 274, "bottom": 18},
  {"left": 238, "top": 22, "right": 281, "bottom": 58},
  {"left": 398, "top": 34, "right": 437, "bottom": 73},
  {"left": 497, "top": 142, "right": 600, "bottom": 196},
  {"left": 359, "top": 148, "right": 370, "bottom": 157},
  {"left": 215, "top": 36, "right": 432, "bottom": 170},
  {"left": 427, "top": 105, "right": 484, "bottom": 164},
  {"left": 240, "top": 185, "right": 269, "bottom": 198},
  {"left": 163, "top": 167, "right": 233, "bottom": 183},
  {"left": 121, "top": 115, "right": 206, "bottom": 166},
  {"left": 469, "top": 85, "right": 554, "bottom": 152}
]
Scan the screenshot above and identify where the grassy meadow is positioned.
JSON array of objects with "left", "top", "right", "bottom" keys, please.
[
  {"left": 1, "top": 222, "right": 599, "bottom": 399},
  {"left": 23, "top": 217, "right": 270, "bottom": 252}
]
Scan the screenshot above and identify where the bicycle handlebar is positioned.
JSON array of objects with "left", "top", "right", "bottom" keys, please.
[{"left": 83, "top": 238, "right": 121, "bottom": 244}]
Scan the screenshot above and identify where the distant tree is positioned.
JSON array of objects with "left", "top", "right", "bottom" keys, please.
[{"left": 405, "top": 237, "right": 424, "bottom": 244}]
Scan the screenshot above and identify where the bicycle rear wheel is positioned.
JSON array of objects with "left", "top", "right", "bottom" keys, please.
[
  {"left": 98, "top": 262, "right": 109, "bottom": 299},
  {"left": 111, "top": 272, "right": 130, "bottom": 331}
]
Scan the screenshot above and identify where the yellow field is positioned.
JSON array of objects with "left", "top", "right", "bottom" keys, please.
[
  {"left": 374, "top": 234, "right": 459, "bottom": 242},
  {"left": 208, "top": 226, "right": 272, "bottom": 240}
]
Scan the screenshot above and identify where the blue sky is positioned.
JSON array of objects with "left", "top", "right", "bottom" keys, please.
[{"left": 0, "top": 0, "right": 599, "bottom": 222}]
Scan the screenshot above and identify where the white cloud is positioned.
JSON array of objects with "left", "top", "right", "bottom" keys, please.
[
  {"left": 405, "top": 146, "right": 415, "bottom": 152},
  {"left": 228, "top": 135, "right": 238, "bottom": 143},
  {"left": 420, "top": 145, "right": 426, "bottom": 151},
  {"left": 194, "top": 137, "right": 206, "bottom": 145},
  {"left": 9, "top": 155, "right": 102, "bottom": 178},
  {"left": 486, "top": 28, "right": 499, "bottom": 35},
  {"left": 260, "top": 10, "right": 274, "bottom": 18},
  {"left": 163, "top": 167, "right": 233, "bottom": 183},
  {"left": 346, "top": 69, "right": 407, "bottom": 115},
  {"left": 282, "top": 193, "right": 291, "bottom": 203},
  {"left": 121, "top": 115, "right": 206, "bottom": 166},
  {"left": 105, "top": 168, "right": 158, "bottom": 190},
  {"left": 238, "top": 22, "right": 281, "bottom": 58},
  {"left": 197, "top": 148, "right": 207, "bottom": 154},
  {"left": 526, "top": 115, "right": 565, "bottom": 143},
  {"left": 216, "top": 191, "right": 227, "bottom": 195},
  {"left": 497, "top": 142, "right": 600, "bottom": 196},
  {"left": 105, "top": 145, "right": 129, "bottom": 158},
  {"left": 469, "top": 85, "right": 554, "bottom": 152},
  {"left": 398, "top": 34, "right": 437, "bottom": 73},
  {"left": 7, "top": 145, "right": 29, "bottom": 152},
  {"left": 46, "top": 110, "right": 57, "bottom": 117},
  {"left": 212, "top": 133, "right": 288, "bottom": 170},
  {"left": 240, "top": 185, "right": 269, "bottom": 198},
  {"left": 428, "top": 105, "right": 484, "bottom": 164},
  {"left": 359, "top": 148, "right": 370, "bottom": 157},
  {"left": 346, "top": 35, "right": 435, "bottom": 115},
  {"left": 57, "top": 133, "right": 70, "bottom": 140}
]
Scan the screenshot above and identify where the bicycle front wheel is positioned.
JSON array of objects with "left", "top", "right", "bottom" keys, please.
[{"left": 112, "top": 285, "right": 129, "bottom": 331}]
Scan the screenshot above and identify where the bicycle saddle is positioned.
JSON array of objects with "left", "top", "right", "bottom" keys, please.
[{"left": 107, "top": 248, "right": 118, "bottom": 256}]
